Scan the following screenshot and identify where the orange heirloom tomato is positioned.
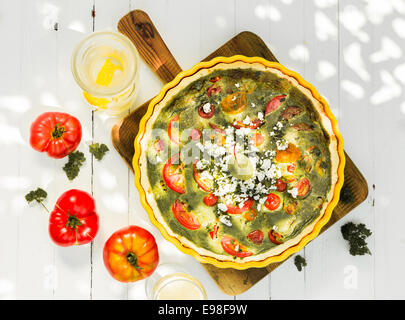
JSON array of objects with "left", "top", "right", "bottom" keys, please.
[
  {"left": 275, "top": 143, "right": 301, "bottom": 163},
  {"left": 220, "top": 91, "right": 247, "bottom": 115},
  {"left": 243, "top": 207, "right": 257, "bottom": 221},
  {"left": 103, "top": 226, "right": 159, "bottom": 283}
]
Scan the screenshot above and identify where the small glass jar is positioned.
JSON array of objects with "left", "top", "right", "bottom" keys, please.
[
  {"left": 145, "top": 263, "right": 207, "bottom": 300},
  {"left": 71, "top": 31, "right": 139, "bottom": 116}
]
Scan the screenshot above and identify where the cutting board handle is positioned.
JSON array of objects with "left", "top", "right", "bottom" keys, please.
[{"left": 118, "top": 10, "right": 182, "bottom": 83}]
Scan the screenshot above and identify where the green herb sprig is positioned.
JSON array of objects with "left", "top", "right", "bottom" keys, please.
[
  {"left": 89, "top": 143, "right": 109, "bottom": 161},
  {"left": 63, "top": 151, "right": 86, "bottom": 181},
  {"left": 294, "top": 255, "right": 307, "bottom": 272},
  {"left": 341, "top": 222, "right": 372, "bottom": 256},
  {"left": 25, "top": 187, "right": 49, "bottom": 212}
]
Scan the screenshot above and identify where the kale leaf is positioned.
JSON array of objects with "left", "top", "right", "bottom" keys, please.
[
  {"left": 63, "top": 151, "right": 86, "bottom": 180},
  {"left": 294, "top": 255, "right": 307, "bottom": 272},
  {"left": 341, "top": 222, "right": 372, "bottom": 256},
  {"left": 89, "top": 143, "right": 109, "bottom": 161}
]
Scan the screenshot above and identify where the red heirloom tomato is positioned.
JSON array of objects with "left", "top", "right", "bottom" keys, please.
[
  {"left": 30, "top": 112, "right": 82, "bottom": 159},
  {"left": 103, "top": 226, "right": 159, "bottom": 283},
  {"left": 49, "top": 189, "right": 99, "bottom": 246},
  {"left": 275, "top": 179, "right": 287, "bottom": 192}
]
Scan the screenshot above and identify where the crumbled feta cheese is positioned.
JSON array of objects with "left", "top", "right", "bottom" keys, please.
[
  {"left": 218, "top": 203, "right": 228, "bottom": 212},
  {"left": 202, "top": 102, "right": 211, "bottom": 114},
  {"left": 261, "top": 159, "right": 271, "bottom": 170},
  {"left": 243, "top": 116, "right": 251, "bottom": 125},
  {"left": 219, "top": 215, "right": 232, "bottom": 227},
  {"left": 258, "top": 112, "right": 264, "bottom": 120},
  {"left": 195, "top": 160, "right": 205, "bottom": 170},
  {"left": 288, "top": 187, "right": 298, "bottom": 198},
  {"left": 276, "top": 140, "right": 289, "bottom": 150},
  {"left": 251, "top": 102, "right": 256, "bottom": 108},
  {"left": 156, "top": 156, "right": 162, "bottom": 163},
  {"left": 235, "top": 83, "right": 240, "bottom": 88}
]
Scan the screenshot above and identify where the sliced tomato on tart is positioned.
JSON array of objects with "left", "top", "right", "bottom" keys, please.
[
  {"left": 265, "top": 94, "right": 286, "bottom": 115},
  {"left": 248, "top": 230, "right": 264, "bottom": 245},
  {"left": 226, "top": 198, "right": 254, "bottom": 215},
  {"left": 193, "top": 161, "right": 213, "bottom": 192},
  {"left": 163, "top": 154, "right": 185, "bottom": 194},
  {"left": 264, "top": 193, "right": 283, "bottom": 211},
  {"left": 268, "top": 229, "right": 284, "bottom": 245},
  {"left": 168, "top": 114, "right": 181, "bottom": 145},
  {"left": 295, "top": 177, "right": 311, "bottom": 198},
  {"left": 221, "top": 235, "right": 253, "bottom": 257},
  {"left": 172, "top": 200, "right": 201, "bottom": 230},
  {"left": 220, "top": 91, "right": 247, "bottom": 115}
]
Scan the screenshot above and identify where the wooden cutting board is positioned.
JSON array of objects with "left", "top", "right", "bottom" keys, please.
[{"left": 112, "top": 10, "right": 369, "bottom": 296}]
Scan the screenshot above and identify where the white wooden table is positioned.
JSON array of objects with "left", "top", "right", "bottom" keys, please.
[{"left": 1, "top": 0, "right": 404, "bottom": 300}]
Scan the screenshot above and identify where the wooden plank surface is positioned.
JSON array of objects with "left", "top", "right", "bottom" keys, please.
[{"left": 111, "top": 30, "right": 369, "bottom": 295}]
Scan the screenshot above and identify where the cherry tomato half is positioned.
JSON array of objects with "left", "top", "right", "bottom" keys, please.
[
  {"left": 203, "top": 193, "right": 218, "bottom": 206},
  {"left": 295, "top": 177, "right": 311, "bottom": 198},
  {"left": 275, "top": 179, "right": 287, "bottom": 192},
  {"left": 248, "top": 230, "right": 264, "bottom": 245},
  {"left": 268, "top": 229, "right": 284, "bottom": 245},
  {"left": 198, "top": 103, "right": 215, "bottom": 119},
  {"left": 264, "top": 193, "right": 282, "bottom": 211}
]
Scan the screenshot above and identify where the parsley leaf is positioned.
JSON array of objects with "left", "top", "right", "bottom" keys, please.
[
  {"left": 294, "top": 255, "right": 307, "bottom": 272},
  {"left": 25, "top": 188, "right": 48, "bottom": 204},
  {"left": 89, "top": 143, "right": 109, "bottom": 161},
  {"left": 63, "top": 151, "right": 86, "bottom": 181},
  {"left": 341, "top": 222, "right": 372, "bottom": 256}
]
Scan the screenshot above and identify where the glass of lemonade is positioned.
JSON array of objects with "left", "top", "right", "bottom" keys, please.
[
  {"left": 71, "top": 31, "right": 139, "bottom": 116},
  {"left": 145, "top": 263, "right": 207, "bottom": 300}
]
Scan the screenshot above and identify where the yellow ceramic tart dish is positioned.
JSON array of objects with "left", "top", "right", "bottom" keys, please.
[{"left": 133, "top": 55, "right": 345, "bottom": 270}]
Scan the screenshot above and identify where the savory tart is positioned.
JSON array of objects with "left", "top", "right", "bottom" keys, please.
[{"left": 134, "top": 56, "right": 344, "bottom": 269}]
